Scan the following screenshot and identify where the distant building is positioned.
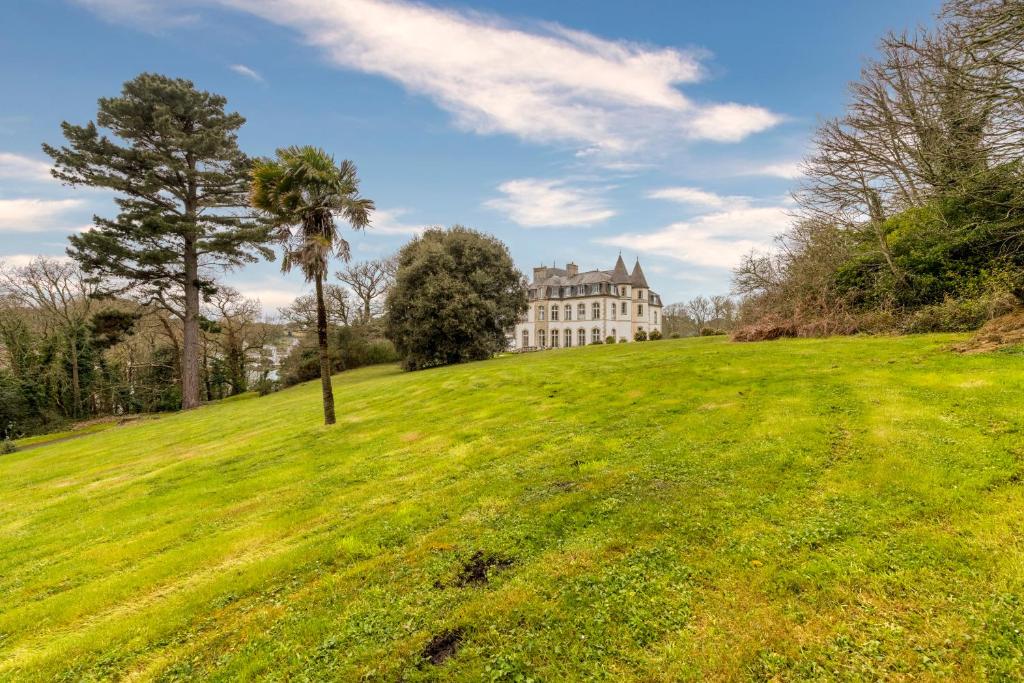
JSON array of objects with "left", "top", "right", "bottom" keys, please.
[{"left": 512, "top": 255, "right": 663, "bottom": 350}]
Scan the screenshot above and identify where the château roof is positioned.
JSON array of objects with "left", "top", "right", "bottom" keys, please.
[
  {"left": 611, "top": 254, "right": 631, "bottom": 284},
  {"left": 630, "top": 259, "right": 649, "bottom": 288}
]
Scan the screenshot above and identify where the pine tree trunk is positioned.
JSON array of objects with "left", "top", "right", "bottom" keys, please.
[
  {"left": 181, "top": 240, "right": 201, "bottom": 410},
  {"left": 315, "top": 272, "right": 336, "bottom": 425}
]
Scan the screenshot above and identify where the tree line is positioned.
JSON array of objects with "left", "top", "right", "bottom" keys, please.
[{"left": 733, "top": 0, "right": 1024, "bottom": 339}]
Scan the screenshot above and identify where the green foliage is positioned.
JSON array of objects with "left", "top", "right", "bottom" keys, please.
[
  {"left": 279, "top": 325, "right": 398, "bottom": 387},
  {"left": 649, "top": 329, "right": 662, "bottom": 340},
  {"left": 385, "top": 227, "right": 527, "bottom": 370},
  {"left": 1, "top": 335, "right": 1023, "bottom": 679},
  {"left": 699, "top": 327, "right": 726, "bottom": 336},
  {"left": 634, "top": 329, "right": 648, "bottom": 341},
  {"left": 0, "top": 439, "right": 15, "bottom": 455},
  {"left": 48, "top": 73, "right": 273, "bottom": 307},
  {"left": 605, "top": 335, "right": 616, "bottom": 344}
]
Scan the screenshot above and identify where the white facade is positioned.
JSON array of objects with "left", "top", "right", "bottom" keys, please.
[{"left": 512, "top": 256, "right": 663, "bottom": 350}]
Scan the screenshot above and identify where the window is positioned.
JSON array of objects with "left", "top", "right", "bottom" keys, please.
[
  {"left": 538, "top": 329, "right": 546, "bottom": 348},
  {"left": 609, "top": 303, "right": 616, "bottom": 319},
  {"left": 551, "top": 329, "right": 559, "bottom": 347},
  {"left": 564, "top": 304, "right": 572, "bottom": 321},
  {"left": 551, "top": 306, "right": 559, "bottom": 321},
  {"left": 538, "top": 305, "right": 545, "bottom": 321},
  {"left": 653, "top": 310, "right": 658, "bottom": 324},
  {"left": 578, "top": 328, "right": 586, "bottom": 346},
  {"left": 638, "top": 304, "right": 644, "bottom": 316},
  {"left": 592, "top": 302, "right": 600, "bottom": 320},
  {"left": 564, "top": 330, "right": 572, "bottom": 347},
  {"left": 522, "top": 330, "right": 529, "bottom": 348},
  {"left": 611, "top": 328, "right": 616, "bottom": 340},
  {"left": 591, "top": 328, "right": 601, "bottom": 344},
  {"left": 621, "top": 302, "right": 627, "bottom": 315},
  {"left": 636, "top": 289, "right": 643, "bottom": 300},
  {"left": 577, "top": 303, "right": 586, "bottom": 319}
]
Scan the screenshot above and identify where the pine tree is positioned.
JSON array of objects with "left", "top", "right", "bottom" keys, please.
[{"left": 44, "top": 73, "right": 272, "bottom": 410}]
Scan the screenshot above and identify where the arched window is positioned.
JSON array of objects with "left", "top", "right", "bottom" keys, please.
[
  {"left": 578, "top": 328, "right": 586, "bottom": 346},
  {"left": 592, "top": 302, "right": 600, "bottom": 320},
  {"left": 522, "top": 330, "right": 529, "bottom": 348},
  {"left": 591, "top": 327, "right": 601, "bottom": 343},
  {"left": 538, "top": 329, "right": 546, "bottom": 348},
  {"left": 551, "top": 306, "right": 559, "bottom": 321},
  {"left": 564, "top": 304, "right": 572, "bottom": 321},
  {"left": 538, "top": 305, "right": 545, "bottom": 321},
  {"left": 551, "top": 329, "right": 559, "bottom": 347},
  {"left": 577, "top": 303, "right": 585, "bottom": 319}
]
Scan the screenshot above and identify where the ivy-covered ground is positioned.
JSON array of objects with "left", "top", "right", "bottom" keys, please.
[{"left": 1, "top": 335, "right": 1022, "bottom": 681}]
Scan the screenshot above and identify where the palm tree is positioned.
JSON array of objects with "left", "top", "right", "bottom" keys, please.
[{"left": 251, "top": 147, "right": 373, "bottom": 425}]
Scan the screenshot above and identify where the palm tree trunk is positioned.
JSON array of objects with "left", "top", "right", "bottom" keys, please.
[{"left": 315, "top": 272, "right": 336, "bottom": 425}]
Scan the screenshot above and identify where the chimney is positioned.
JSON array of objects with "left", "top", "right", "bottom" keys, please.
[
  {"left": 532, "top": 266, "right": 550, "bottom": 283},
  {"left": 565, "top": 262, "right": 578, "bottom": 277}
]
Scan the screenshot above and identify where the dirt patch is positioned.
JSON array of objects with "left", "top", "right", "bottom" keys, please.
[
  {"left": 955, "top": 308, "right": 1024, "bottom": 353},
  {"left": 422, "top": 628, "right": 464, "bottom": 665},
  {"left": 455, "top": 551, "right": 514, "bottom": 587}
]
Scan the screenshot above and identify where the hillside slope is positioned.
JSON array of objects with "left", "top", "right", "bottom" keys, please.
[{"left": 1, "top": 336, "right": 1022, "bottom": 680}]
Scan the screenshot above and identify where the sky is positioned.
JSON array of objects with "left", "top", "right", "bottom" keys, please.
[{"left": 0, "top": 0, "right": 942, "bottom": 311}]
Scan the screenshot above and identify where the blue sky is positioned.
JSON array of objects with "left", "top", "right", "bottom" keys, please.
[{"left": 0, "top": 0, "right": 940, "bottom": 310}]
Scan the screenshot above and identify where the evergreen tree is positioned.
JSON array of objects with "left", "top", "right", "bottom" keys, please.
[
  {"left": 44, "top": 73, "right": 272, "bottom": 410},
  {"left": 385, "top": 227, "right": 527, "bottom": 370}
]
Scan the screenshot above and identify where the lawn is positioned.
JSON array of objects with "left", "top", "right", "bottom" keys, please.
[{"left": 1, "top": 335, "right": 1022, "bottom": 681}]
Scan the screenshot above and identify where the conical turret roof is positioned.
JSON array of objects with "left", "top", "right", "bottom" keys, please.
[
  {"left": 611, "top": 254, "right": 631, "bottom": 283},
  {"left": 630, "top": 259, "right": 649, "bottom": 288}
]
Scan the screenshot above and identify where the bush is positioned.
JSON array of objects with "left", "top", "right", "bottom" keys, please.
[
  {"left": 618, "top": 337, "right": 628, "bottom": 343},
  {"left": 1, "top": 439, "right": 16, "bottom": 455},
  {"left": 670, "top": 333, "right": 681, "bottom": 339},
  {"left": 634, "top": 330, "right": 648, "bottom": 342},
  {"left": 699, "top": 327, "right": 726, "bottom": 336},
  {"left": 902, "top": 296, "right": 1004, "bottom": 334},
  {"left": 605, "top": 335, "right": 616, "bottom": 344},
  {"left": 649, "top": 329, "right": 662, "bottom": 340},
  {"left": 590, "top": 338, "right": 604, "bottom": 345}
]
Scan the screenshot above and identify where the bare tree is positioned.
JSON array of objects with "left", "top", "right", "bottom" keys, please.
[
  {"left": 685, "top": 296, "right": 714, "bottom": 332},
  {"left": 335, "top": 257, "right": 395, "bottom": 323},
  {"left": 278, "top": 285, "right": 353, "bottom": 329},
  {"left": 207, "top": 287, "right": 267, "bottom": 396},
  {"left": 0, "top": 257, "right": 96, "bottom": 417}
]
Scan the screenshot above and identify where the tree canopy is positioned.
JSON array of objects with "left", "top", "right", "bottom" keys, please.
[{"left": 385, "top": 226, "right": 527, "bottom": 370}]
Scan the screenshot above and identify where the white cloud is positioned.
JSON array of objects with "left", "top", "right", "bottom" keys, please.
[
  {"left": 647, "top": 186, "right": 749, "bottom": 209},
  {"left": 598, "top": 205, "right": 791, "bottom": 269},
  {"left": 72, "top": 0, "right": 200, "bottom": 27},
  {"left": 0, "top": 198, "right": 85, "bottom": 232},
  {"left": 234, "top": 286, "right": 303, "bottom": 311},
  {"left": 0, "top": 254, "right": 71, "bottom": 268},
  {"left": 79, "top": 0, "right": 783, "bottom": 152},
  {"left": 0, "top": 153, "right": 53, "bottom": 182},
  {"left": 485, "top": 178, "right": 616, "bottom": 228},
  {"left": 368, "top": 208, "right": 429, "bottom": 236},
  {"left": 229, "top": 64, "right": 264, "bottom": 82},
  {"left": 747, "top": 161, "right": 804, "bottom": 179}
]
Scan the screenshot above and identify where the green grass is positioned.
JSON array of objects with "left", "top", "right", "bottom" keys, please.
[{"left": 1, "top": 335, "right": 1022, "bottom": 681}]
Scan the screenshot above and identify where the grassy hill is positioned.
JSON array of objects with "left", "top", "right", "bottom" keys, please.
[{"left": 1, "top": 335, "right": 1022, "bottom": 681}]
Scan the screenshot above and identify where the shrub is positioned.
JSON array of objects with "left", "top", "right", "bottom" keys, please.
[
  {"left": 670, "top": 333, "right": 681, "bottom": 339},
  {"left": 699, "top": 327, "right": 726, "bottom": 336},
  {"left": 618, "top": 337, "right": 628, "bottom": 343},
  {"left": 590, "top": 338, "right": 604, "bottom": 345},
  {"left": 1, "top": 439, "right": 16, "bottom": 455},
  {"left": 649, "top": 329, "right": 662, "bottom": 340},
  {"left": 605, "top": 335, "right": 616, "bottom": 344},
  {"left": 634, "top": 330, "right": 648, "bottom": 342},
  {"left": 902, "top": 296, "right": 1000, "bottom": 334}
]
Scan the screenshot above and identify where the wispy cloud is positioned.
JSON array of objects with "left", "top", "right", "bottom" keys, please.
[
  {"left": 0, "top": 152, "right": 53, "bottom": 182},
  {"left": 369, "top": 208, "right": 430, "bottom": 236},
  {"left": 485, "top": 178, "right": 616, "bottom": 228},
  {"left": 647, "top": 186, "right": 750, "bottom": 209},
  {"left": 0, "top": 198, "right": 85, "bottom": 233},
  {"left": 77, "top": 0, "right": 783, "bottom": 154},
  {"left": 746, "top": 160, "right": 804, "bottom": 180},
  {"left": 229, "top": 63, "right": 264, "bottom": 82},
  {"left": 598, "top": 205, "right": 790, "bottom": 269},
  {"left": 72, "top": 0, "right": 200, "bottom": 27}
]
